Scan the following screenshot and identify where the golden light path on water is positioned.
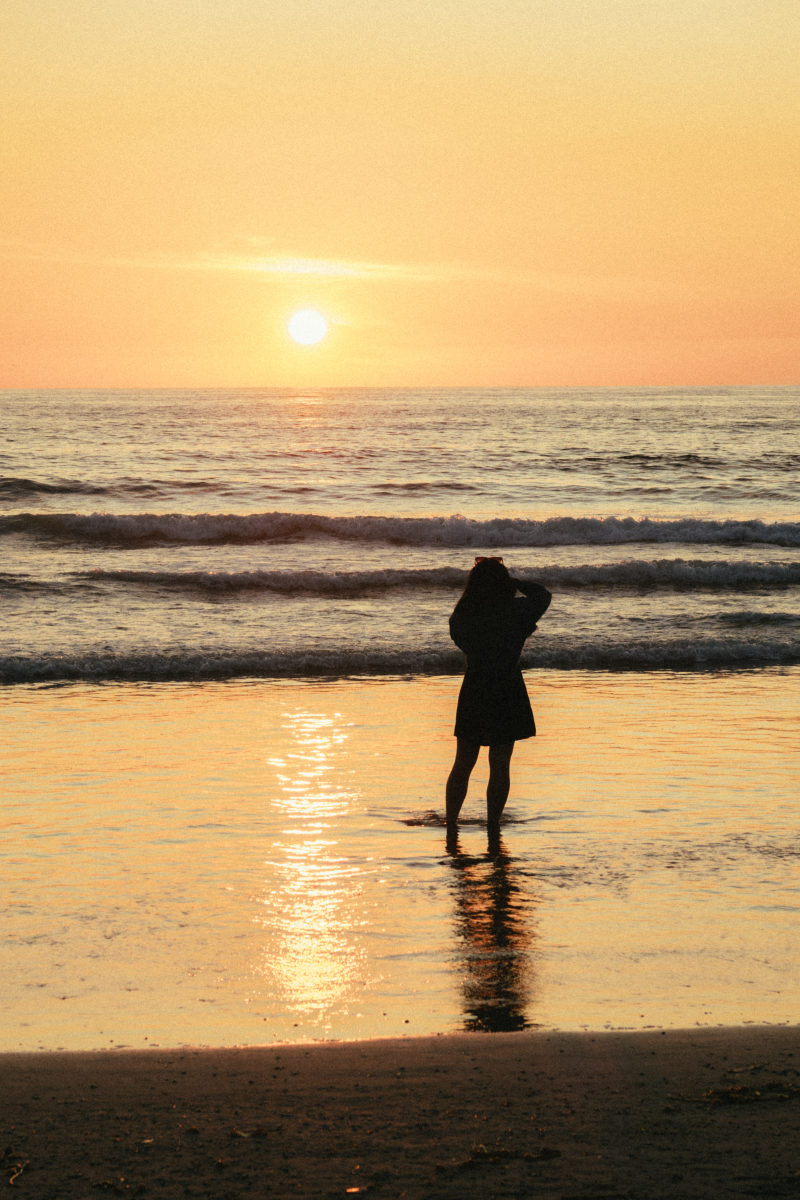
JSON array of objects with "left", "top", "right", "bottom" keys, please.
[
  {"left": 2, "top": 672, "right": 799, "bottom": 1050},
  {"left": 255, "top": 710, "right": 368, "bottom": 1020}
]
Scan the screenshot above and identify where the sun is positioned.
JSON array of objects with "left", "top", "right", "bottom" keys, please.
[{"left": 288, "top": 309, "right": 328, "bottom": 346}]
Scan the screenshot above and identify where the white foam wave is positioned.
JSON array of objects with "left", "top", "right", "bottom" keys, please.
[
  {"left": 4, "top": 511, "right": 800, "bottom": 548},
  {"left": 533, "top": 559, "right": 800, "bottom": 590},
  {"left": 76, "top": 565, "right": 466, "bottom": 593},
  {"left": 74, "top": 558, "right": 800, "bottom": 596},
  {"left": 529, "top": 638, "right": 800, "bottom": 672},
  {"left": 0, "top": 647, "right": 457, "bottom": 685},
  {"left": 2, "top": 636, "right": 798, "bottom": 685}
]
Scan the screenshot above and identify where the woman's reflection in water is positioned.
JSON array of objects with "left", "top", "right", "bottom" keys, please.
[{"left": 445, "top": 827, "right": 536, "bottom": 1032}]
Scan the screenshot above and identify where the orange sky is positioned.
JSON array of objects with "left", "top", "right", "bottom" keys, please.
[{"left": 2, "top": 0, "right": 798, "bottom": 387}]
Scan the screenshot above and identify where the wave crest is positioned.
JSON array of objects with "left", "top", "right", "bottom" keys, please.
[
  {"left": 3, "top": 637, "right": 798, "bottom": 685},
  {"left": 0, "top": 477, "right": 108, "bottom": 500},
  {"left": 73, "top": 558, "right": 800, "bottom": 595},
  {"left": 3, "top": 511, "right": 800, "bottom": 548}
]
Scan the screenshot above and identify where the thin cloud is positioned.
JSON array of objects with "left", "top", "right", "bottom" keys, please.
[
  {"left": 144, "top": 250, "right": 680, "bottom": 299},
  {"left": 0, "top": 240, "right": 452, "bottom": 283},
  {"left": 174, "top": 251, "right": 447, "bottom": 282},
  {"left": 0, "top": 238, "right": 693, "bottom": 300}
]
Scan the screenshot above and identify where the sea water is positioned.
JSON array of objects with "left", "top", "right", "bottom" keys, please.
[
  {"left": 3, "top": 386, "right": 800, "bottom": 681},
  {"left": 2, "top": 386, "right": 799, "bottom": 1048}
]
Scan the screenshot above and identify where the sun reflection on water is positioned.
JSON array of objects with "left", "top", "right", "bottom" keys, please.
[{"left": 254, "top": 709, "right": 367, "bottom": 1017}]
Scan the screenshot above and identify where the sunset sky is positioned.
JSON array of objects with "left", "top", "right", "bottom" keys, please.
[{"left": 3, "top": 0, "right": 798, "bottom": 387}]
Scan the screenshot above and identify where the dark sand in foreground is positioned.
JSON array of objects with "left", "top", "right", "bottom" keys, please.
[{"left": 3, "top": 1026, "right": 799, "bottom": 1198}]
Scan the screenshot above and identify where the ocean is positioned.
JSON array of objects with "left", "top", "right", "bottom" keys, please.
[
  {"left": 3, "top": 386, "right": 800, "bottom": 682},
  {"left": 3, "top": 386, "right": 799, "bottom": 1049}
]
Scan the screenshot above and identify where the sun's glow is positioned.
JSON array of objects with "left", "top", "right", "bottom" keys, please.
[{"left": 288, "top": 308, "right": 328, "bottom": 346}]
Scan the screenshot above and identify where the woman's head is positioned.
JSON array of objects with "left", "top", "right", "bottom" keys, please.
[{"left": 461, "top": 556, "right": 515, "bottom": 606}]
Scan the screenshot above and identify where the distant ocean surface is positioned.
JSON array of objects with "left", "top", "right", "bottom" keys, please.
[{"left": 2, "top": 386, "right": 799, "bottom": 683}]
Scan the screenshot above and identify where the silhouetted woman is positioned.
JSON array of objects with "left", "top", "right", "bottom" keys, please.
[{"left": 446, "top": 557, "right": 551, "bottom": 830}]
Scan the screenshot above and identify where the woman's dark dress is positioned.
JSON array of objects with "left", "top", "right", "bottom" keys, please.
[{"left": 450, "top": 581, "right": 551, "bottom": 746}]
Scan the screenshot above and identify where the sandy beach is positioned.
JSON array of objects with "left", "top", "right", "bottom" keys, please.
[{"left": 3, "top": 1025, "right": 799, "bottom": 1198}]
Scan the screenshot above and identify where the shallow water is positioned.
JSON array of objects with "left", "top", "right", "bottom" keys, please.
[{"left": 3, "top": 670, "right": 798, "bottom": 1051}]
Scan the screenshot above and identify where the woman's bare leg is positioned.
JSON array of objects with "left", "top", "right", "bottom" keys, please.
[
  {"left": 446, "top": 738, "right": 480, "bottom": 824},
  {"left": 487, "top": 741, "right": 514, "bottom": 826}
]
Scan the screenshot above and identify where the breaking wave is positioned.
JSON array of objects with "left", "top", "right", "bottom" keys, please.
[
  {"left": 0, "top": 477, "right": 109, "bottom": 500},
  {"left": 72, "top": 558, "right": 800, "bottom": 595},
  {"left": 3, "top": 636, "right": 798, "bottom": 685},
  {"left": 3, "top": 510, "right": 800, "bottom": 548}
]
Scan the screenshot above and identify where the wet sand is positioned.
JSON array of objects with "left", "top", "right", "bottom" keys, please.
[{"left": 3, "top": 1025, "right": 799, "bottom": 1199}]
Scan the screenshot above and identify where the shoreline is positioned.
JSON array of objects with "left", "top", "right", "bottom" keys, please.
[{"left": 4, "top": 1024, "right": 799, "bottom": 1198}]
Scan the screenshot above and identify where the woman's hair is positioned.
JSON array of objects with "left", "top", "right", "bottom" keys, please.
[{"left": 454, "top": 558, "right": 515, "bottom": 614}]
